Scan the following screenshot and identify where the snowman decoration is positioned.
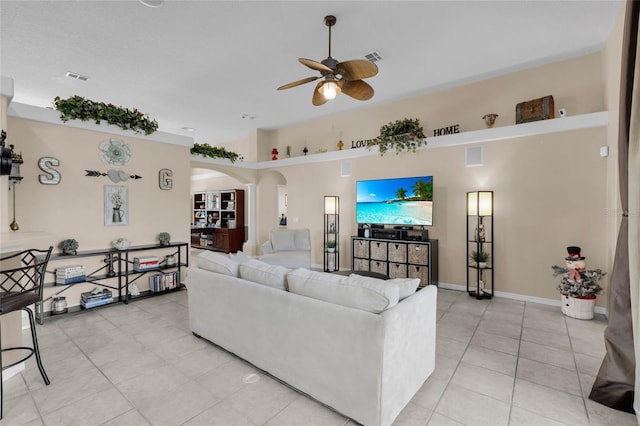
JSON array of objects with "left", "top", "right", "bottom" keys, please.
[{"left": 565, "top": 246, "right": 586, "bottom": 282}]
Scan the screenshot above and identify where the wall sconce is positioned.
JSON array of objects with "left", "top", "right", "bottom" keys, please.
[
  {"left": 7, "top": 139, "right": 23, "bottom": 231},
  {"left": 467, "top": 191, "right": 493, "bottom": 217}
]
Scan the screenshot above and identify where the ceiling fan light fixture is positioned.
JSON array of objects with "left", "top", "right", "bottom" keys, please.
[{"left": 320, "top": 80, "right": 340, "bottom": 100}]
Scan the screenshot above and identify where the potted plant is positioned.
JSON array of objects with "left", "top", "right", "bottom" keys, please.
[
  {"left": 367, "top": 118, "right": 427, "bottom": 156},
  {"left": 327, "top": 240, "right": 336, "bottom": 253},
  {"left": 59, "top": 238, "right": 79, "bottom": 255},
  {"left": 158, "top": 232, "right": 171, "bottom": 246},
  {"left": 470, "top": 250, "right": 490, "bottom": 268},
  {"left": 552, "top": 246, "right": 606, "bottom": 320}
]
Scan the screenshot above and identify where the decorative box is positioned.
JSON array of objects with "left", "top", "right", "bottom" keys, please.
[{"left": 516, "top": 95, "right": 555, "bottom": 124}]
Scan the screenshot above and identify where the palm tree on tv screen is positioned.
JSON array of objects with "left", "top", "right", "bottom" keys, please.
[
  {"left": 411, "top": 179, "right": 433, "bottom": 201},
  {"left": 395, "top": 187, "right": 408, "bottom": 200}
]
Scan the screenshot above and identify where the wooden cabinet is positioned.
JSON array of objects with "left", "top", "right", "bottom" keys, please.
[
  {"left": 191, "top": 189, "right": 245, "bottom": 253},
  {"left": 351, "top": 237, "right": 438, "bottom": 287}
]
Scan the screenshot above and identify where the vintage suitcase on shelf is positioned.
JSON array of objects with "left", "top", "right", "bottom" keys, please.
[{"left": 516, "top": 95, "right": 555, "bottom": 124}]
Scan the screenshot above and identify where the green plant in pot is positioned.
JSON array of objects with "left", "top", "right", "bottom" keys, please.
[
  {"left": 59, "top": 238, "right": 79, "bottom": 255},
  {"left": 367, "top": 118, "right": 427, "bottom": 155},
  {"left": 470, "top": 250, "right": 490, "bottom": 268},
  {"left": 158, "top": 232, "right": 171, "bottom": 246},
  {"left": 327, "top": 240, "right": 337, "bottom": 252}
]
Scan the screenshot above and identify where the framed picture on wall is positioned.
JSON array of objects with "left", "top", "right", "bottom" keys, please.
[{"left": 105, "top": 185, "right": 128, "bottom": 226}]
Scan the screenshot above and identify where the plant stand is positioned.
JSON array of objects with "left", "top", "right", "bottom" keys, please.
[{"left": 561, "top": 293, "right": 596, "bottom": 320}]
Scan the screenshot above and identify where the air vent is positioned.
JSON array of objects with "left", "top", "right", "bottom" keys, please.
[
  {"left": 65, "top": 71, "right": 89, "bottom": 81},
  {"left": 364, "top": 51, "right": 383, "bottom": 63}
]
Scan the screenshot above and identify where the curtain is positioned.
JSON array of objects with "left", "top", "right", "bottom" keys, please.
[{"left": 589, "top": 0, "right": 639, "bottom": 414}]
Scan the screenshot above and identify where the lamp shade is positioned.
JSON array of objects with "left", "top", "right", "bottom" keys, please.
[
  {"left": 324, "top": 196, "right": 339, "bottom": 214},
  {"left": 467, "top": 191, "right": 493, "bottom": 216}
]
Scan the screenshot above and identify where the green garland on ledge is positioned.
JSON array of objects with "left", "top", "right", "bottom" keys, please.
[
  {"left": 53, "top": 95, "right": 159, "bottom": 135},
  {"left": 367, "top": 118, "right": 427, "bottom": 155},
  {"left": 190, "top": 143, "right": 244, "bottom": 163}
]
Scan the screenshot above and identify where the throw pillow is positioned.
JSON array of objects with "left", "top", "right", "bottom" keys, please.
[
  {"left": 388, "top": 278, "right": 421, "bottom": 300},
  {"left": 239, "top": 259, "right": 290, "bottom": 291},
  {"left": 196, "top": 250, "right": 240, "bottom": 277},
  {"left": 287, "top": 268, "right": 399, "bottom": 314},
  {"left": 271, "top": 230, "right": 297, "bottom": 251}
]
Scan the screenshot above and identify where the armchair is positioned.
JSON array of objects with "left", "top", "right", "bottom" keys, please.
[{"left": 259, "top": 228, "right": 311, "bottom": 269}]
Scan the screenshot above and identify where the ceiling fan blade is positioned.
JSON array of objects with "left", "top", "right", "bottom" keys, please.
[
  {"left": 277, "top": 76, "right": 320, "bottom": 91},
  {"left": 337, "top": 59, "right": 378, "bottom": 80},
  {"left": 340, "top": 79, "right": 374, "bottom": 101},
  {"left": 312, "top": 81, "right": 329, "bottom": 106},
  {"left": 299, "top": 58, "right": 333, "bottom": 73}
]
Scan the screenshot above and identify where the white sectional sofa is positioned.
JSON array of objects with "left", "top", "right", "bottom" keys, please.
[{"left": 186, "top": 251, "right": 437, "bottom": 426}]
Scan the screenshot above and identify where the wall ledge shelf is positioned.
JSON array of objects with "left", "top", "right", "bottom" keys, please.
[{"left": 191, "top": 111, "right": 608, "bottom": 170}]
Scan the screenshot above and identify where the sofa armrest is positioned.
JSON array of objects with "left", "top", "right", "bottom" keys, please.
[{"left": 261, "top": 240, "right": 274, "bottom": 254}]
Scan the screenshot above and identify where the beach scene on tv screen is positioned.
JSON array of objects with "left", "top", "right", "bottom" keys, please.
[{"left": 356, "top": 176, "right": 433, "bottom": 225}]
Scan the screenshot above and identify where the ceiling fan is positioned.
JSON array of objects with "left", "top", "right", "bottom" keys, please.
[{"left": 277, "top": 15, "right": 378, "bottom": 106}]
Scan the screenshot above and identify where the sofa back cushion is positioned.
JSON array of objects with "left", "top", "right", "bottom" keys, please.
[
  {"left": 239, "top": 259, "right": 290, "bottom": 291},
  {"left": 388, "top": 278, "right": 421, "bottom": 300},
  {"left": 269, "top": 228, "right": 311, "bottom": 252},
  {"left": 196, "top": 250, "right": 240, "bottom": 277},
  {"left": 287, "top": 268, "right": 399, "bottom": 314},
  {"left": 270, "top": 230, "right": 297, "bottom": 251}
]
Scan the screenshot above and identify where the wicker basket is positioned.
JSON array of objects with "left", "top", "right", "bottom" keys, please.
[
  {"left": 408, "top": 244, "right": 429, "bottom": 265},
  {"left": 353, "top": 258, "right": 370, "bottom": 272},
  {"left": 561, "top": 294, "right": 596, "bottom": 320},
  {"left": 353, "top": 239, "right": 370, "bottom": 259},
  {"left": 388, "top": 243, "right": 407, "bottom": 263},
  {"left": 370, "top": 241, "right": 388, "bottom": 261},
  {"left": 388, "top": 262, "right": 408, "bottom": 279},
  {"left": 370, "top": 260, "right": 387, "bottom": 275},
  {"left": 408, "top": 264, "right": 429, "bottom": 287}
]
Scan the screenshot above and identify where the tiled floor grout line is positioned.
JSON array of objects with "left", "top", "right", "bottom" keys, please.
[
  {"left": 565, "top": 315, "right": 595, "bottom": 425},
  {"left": 505, "top": 300, "right": 526, "bottom": 426}
]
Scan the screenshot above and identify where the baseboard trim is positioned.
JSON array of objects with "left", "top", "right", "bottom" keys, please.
[
  {"left": 436, "top": 282, "right": 608, "bottom": 317},
  {"left": 3, "top": 363, "right": 24, "bottom": 382}
]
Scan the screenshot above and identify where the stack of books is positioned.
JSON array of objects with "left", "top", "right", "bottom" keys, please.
[
  {"left": 149, "top": 271, "right": 180, "bottom": 293},
  {"left": 81, "top": 288, "right": 113, "bottom": 309},
  {"left": 56, "top": 265, "right": 86, "bottom": 285},
  {"left": 133, "top": 256, "right": 159, "bottom": 272}
]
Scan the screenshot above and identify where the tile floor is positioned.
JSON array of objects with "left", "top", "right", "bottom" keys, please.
[{"left": 2, "top": 288, "right": 637, "bottom": 426}]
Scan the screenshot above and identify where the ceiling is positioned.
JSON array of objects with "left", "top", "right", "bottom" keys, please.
[{"left": 0, "top": 1, "right": 623, "bottom": 147}]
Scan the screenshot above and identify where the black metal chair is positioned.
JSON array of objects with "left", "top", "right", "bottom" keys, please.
[{"left": 0, "top": 246, "right": 52, "bottom": 419}]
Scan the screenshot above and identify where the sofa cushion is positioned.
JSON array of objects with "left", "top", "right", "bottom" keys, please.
[
  {"left": 239, "top": 259, "right": 290, "bottom": 291},
  {"left": 388, "top": 278, "right": 421, "bottom": 300},
  {"left": 293, "top": 229, "right": 311, "bottom": 251},
  {"left": 271, "top": 230, "right": 297, "bottom": 251},
  {"left": 196, "top": 250, "right": 240, "bottom": 277},
  {"left": 288, "top": 268, "right": 399, "bottom": 314}
]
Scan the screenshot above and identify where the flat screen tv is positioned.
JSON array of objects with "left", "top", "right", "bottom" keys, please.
[{"left": 356, "top": 176, "right": 433, "bottom": 225}]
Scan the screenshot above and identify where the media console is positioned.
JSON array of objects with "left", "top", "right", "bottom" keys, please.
[{"left": 351, "top": 236, "right": 438, "bottom": 287}]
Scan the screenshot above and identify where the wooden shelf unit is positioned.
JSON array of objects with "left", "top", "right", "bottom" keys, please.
[{"left": 191, "top": 189, "right": 245, "bottom": 253}]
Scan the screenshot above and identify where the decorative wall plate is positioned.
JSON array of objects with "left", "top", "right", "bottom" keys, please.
[{"left": 99, "top": 139, "right": 131, "bottom": 166}]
